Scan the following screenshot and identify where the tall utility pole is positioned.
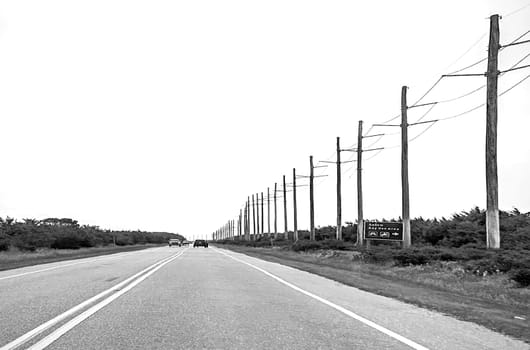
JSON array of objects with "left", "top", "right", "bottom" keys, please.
[
  {"left": 283, "top": 175, "right": 288, "bottom": 240},
  {"left": 401, "top": 86, "right": 411, "bottom": 248},
  {"left": 261, "top": 192, "right": 264, "bottom": 237},
  {"left": 486, "top": 14, "right": 500, "bottom": 249},
  {"left": 309, "top": 156, "right": 315, "bottom": 241},
  {"left": 252, "top": 194, "right": 256, "bottom": 239},
  {"left": 246, "top": 197, "right": 251, "bottom": 241},
  {"left": 267, "top": 187, "right": 271, "bottom": 235},
  {"left": 357, "top": 121, "right": 364, "bottom": 246},
  {"left": 274, "top": 182, "right": 278, "bottom": 238},
  {"left": 336, "top": 137, "right": 342, "bottom": 240},
  {"left": 256, "top": 193, "right": 260, "bottom": 237},
  {"left": 239, "top": 210, "right": 242, "bottom": 239},
  {"left": 293, "top": 168, "right": 298, "bottom": 241}
]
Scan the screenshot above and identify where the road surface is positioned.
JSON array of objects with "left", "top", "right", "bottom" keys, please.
[{"left": 0, "top": 246, "right": 527, "bottom": 349}]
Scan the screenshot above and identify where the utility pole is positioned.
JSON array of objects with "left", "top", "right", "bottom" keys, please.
[
  {"left": 283, "top": 175, "right": 288, "bottom": 240},
  {"left": 357, "top": 121, "right": 364, "bottom": 247},
  {"left": 239, "top": 209, "right": 242, "bottom": 239},
  {"left": 336, "top": 137, "right": 342, "bottom": 240},
  {"left": 256, "top": 192, "right": 261, "bottom": 237},
  {"left": 309, "top": 156, "right": 315, "bottom": 241},
  {"left": 267, "top": 187, "right": 271, "bottom": 236},
  {"left": 261, "top": 192, "right": 264, "bottom": 238},
  {"left": 486, "top": 14, "right": 500, "bottom": 249},
  {"left": 293, "top": 168, "right": 298, "bottom": 241},
  {"left": 252, "top": 194, "right": 256, "bottom": 240},
  {"left": 274, "top": 182, "right": 278, "bottom": 238},
  {"left": 246, "top": 197, "right": 251, "bottom": 241},
  {"left": 401, "top": 86, "right": 411, "bottom": 248}
]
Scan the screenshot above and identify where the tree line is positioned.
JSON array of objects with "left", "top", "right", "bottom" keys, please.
[{"left": 0, "top": 217, "right": 184, "bottom": 251}]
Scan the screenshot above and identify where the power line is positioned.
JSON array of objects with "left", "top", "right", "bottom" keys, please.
[{"left": 504, "top": 1, "right": 530, "bottom": 17}]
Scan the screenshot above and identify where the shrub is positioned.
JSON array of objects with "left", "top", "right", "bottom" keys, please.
[
  {"left": 511, "top": 269, "right": 530, "bottom": 287},
  {"left": 291, "top": 240, "right": 322, "bottom": 252},
  {"left": 393, "top": 249, "right": 430, "bottom": 266}
]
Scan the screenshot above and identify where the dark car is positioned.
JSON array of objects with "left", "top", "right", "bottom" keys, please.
[{"left": 193, "top": 239, "right": 208, "bottom": 248}]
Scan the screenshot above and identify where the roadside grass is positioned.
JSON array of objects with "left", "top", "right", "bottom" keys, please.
[
  {"left": 216, "top": 244, "right": 530, "bottom": 344},
  {"left": 0, "top": 244, "right": 162, "bottom": 271}
]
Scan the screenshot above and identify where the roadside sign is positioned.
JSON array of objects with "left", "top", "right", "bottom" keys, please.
[{"left": 364, "top": 221, "right": 403, "bottom": 241}]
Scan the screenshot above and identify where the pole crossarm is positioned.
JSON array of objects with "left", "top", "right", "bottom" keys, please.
[
  {"left": 363, "top": 147, "right": 385, "bottom": 152},
  {"left": 313, "top": 165, "right": 328, "bottom": 168},
  {"left": 500, "top": 64, "right": 530, "bottom": 73},
  {"left": 408, "top": 119, "right": 439, "bottom": 126},
  {"left": 362, "top": 133, "right": 385, "bottom": 138},
  {"left": 340, "top": 148, "right": 357, "bottom": 152},
  {"left": 372, "top": 123, "right": 400, "bottom": 127},
  {"left": 501, "top": 39, "right": 530, "bottom": 48},
  {"left": 408, "top": 101, "right": 438, "bottom": 109},
  {"left": 442, "top": 73, "right": 485, "bottom": 77}
]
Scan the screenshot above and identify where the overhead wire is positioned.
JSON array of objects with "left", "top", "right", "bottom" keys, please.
[{"left": 504, "top": 2, "right": 530, "bottom": 17}]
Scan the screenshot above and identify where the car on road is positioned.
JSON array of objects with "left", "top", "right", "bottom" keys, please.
[
  {"left": 193, "top": 239, "right": 208, "bottom": 248},
  {"left": 168, "top": 239, "right": 182, "bottom": 247}
]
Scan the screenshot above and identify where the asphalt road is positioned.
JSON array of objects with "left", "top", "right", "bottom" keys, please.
[{"left": 0, "top": 246, "right": 528, "bottom": 350}]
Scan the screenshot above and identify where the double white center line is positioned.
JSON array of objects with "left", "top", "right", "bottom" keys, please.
[{"left": 1, "top": 249, "right": 186, "bottom": 350}]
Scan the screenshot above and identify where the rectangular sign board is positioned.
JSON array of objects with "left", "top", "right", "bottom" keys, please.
[{"left": 364, "top": 221, "right": 403, "bottom": 241}]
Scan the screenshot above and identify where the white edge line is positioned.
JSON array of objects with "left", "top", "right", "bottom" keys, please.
[
  {"left": 0, "top": 248, "right": 158, "bottom": 281},
  {"left": 0, "top": 249, "right": 186, "bottom": 350},
  {"left": 214, "top": 248, "right": 429, "bottom": 350},
  {"left": 28, "top": 249, "right": 186, "bottom": 350}
]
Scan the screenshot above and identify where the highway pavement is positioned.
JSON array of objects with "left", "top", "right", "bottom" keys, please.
[{"left": 0, "top": 246, "right": 528, "bottom": 349}]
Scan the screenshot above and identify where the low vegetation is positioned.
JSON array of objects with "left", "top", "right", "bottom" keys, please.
[
  {"left": 0, "top": 217, "right": 183, "bottom": 252},
  {"left": 215, "top": 207, "right": 530, "bottom": 287}
]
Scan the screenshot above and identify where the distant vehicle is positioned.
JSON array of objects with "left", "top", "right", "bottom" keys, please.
[
  {"left": 193, "top": 239, "right": 208, "bottom": 248},
  {"left": 182, "top": 240, "right": 191, "bottom": 246},
  {"left": 168, "top": 239, "right": 182, "bottom": 247}
]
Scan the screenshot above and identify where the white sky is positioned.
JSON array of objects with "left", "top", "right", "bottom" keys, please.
[{"left": 0, "top": 0, "right": 529, "bottom": 239}]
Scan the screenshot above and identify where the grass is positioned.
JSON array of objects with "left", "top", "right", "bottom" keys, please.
[
  {"left": 217, "top": 244, "right": 530, "bottom": 344},
  {"left": 0, "top": 244, "right": 162, "bottom": 271}
]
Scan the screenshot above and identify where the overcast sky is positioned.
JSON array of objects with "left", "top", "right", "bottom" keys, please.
[{"left": 0, "top": 0, "right": 529, "bottom": 239}]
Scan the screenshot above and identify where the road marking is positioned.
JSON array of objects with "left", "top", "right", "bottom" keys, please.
[
  {"left": 27, "top": 248, "right": 186, "bottom": 350},
  {"left": 0, "top": 248, "right": 159, "bottom": 281},
  {"left": 0, "top": 248, "right": 186, "bottom": 350},
  {"left": 215, "top": 248, "right": 429, "bottom": 350}
]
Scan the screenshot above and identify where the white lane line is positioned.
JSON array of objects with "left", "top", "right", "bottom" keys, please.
[
  {"left": 0, "top": 248, "right": 159, "bottom": 281},
  {"left": 214, "top": 248, "right": 429, "bottom": 350},
  {"left": 27, "top": 249, "right": 186, "bottom": 350},
  {"left": 0, "top": 248, "right": 187, "bottom": 350}
]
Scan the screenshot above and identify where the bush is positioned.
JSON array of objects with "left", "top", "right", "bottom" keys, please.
[
  {"left": 393, "top": 249, "right": 430, "bottom": 266},
  {"left": 511, "top": 269, "right": 530, "bottom": 287},
  {"left": 291, "top": 240, "right": 323, "bottom": 252}
]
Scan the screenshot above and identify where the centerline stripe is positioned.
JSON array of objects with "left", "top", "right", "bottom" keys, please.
[
  {"left": 214, "top": 248, "right": 429, "bottom": 350},
  {"left": 0, "top": 248, "right": 186, "bottom": 350}
]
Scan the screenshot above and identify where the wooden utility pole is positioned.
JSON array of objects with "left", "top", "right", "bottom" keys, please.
[
  {"left": 246, "top": 197, "right": 251, "bottom": 241},
  {"left": 274, "top": 182, "right": 278, "bottom": 238},
  {"left": 293, "top": 168, "right": 298, "bottom": 241},
  {"left": 309, "top": 156, "right": 315, "bottom": 241},
  {"left": 401, "top": 86, "right": 411, "bottom": 248},
  {"left": 336, "top": 137, "right": 342, "bottom": 240},
  {"left": 252, "top": 194, "right": 256, "bottom": 239},
  {"left": 254, "top": 193, "right": 259, "bottom": 236},
  {"left": 267, "top": 187, "right": 271, "bottom": 235},
  {"left": 261, "top": 192, "right": 264, "bottom": 237},
  {"left": 357, "top": 121, "right": 364, "bottom": 246},
  {"left": 239, "top": 211, "right": 242, "bottom": 239},
  {"left": 486, "top": 14, "right": 500, "bottom": 249},
  {"left": 283, "top": 175, "right": 288, "bottom": 239}
]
